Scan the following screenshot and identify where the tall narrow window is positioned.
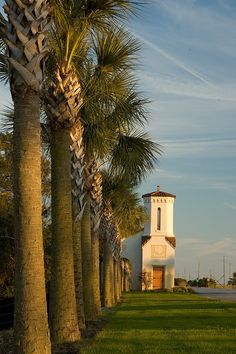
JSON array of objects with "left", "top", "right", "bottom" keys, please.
[{"left": 157, "top": 207, "right": 161, "bottom": 230}]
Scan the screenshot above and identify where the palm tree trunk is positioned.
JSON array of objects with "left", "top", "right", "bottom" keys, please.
[
  {"left": 103, "top": 240, "right": 114, "bottom": 307},
  {"left": 118, "top": 259, "right": 122, "bottom": 299},
  {"left": 71, "top": 125, "right": 86, "bottom": 330},
  {"left": 91, "top": 229, "right": 101, "bottom": 314},
  {"left": 113, "top": 258, "right": 117, "bottom": 303},
  {"left": 85, "top": 160, "right": 102, "bottom": 315},
  {"left": 114, "top": 258, "right": 120, "bottom": 303},
  {"left": 50, "top": 128, "right": 80, "bottom": 344},
  {"left": 13, "top": 90, "right": 51, "bottom": 354},
  {"left": 72, "top": 219, "right": 86, "bottom": 330},
  {"left": 81, "top": 193, "right": 96, "bottom": 321},
  {"left": 121, "top": 260, "right": 125, "bottom": 292}
]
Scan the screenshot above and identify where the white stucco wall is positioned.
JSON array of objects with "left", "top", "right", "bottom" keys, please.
[
  {"left": 144, "top": 197, "right": 174, "bottom": 236},
  {"left": 121, "top": 189, "right": 176, "bottom": 291},
  {"left": 143, "top": 197, "right": 175, "bottom": 237},
  {"left": 121, "top": 231, "right": 143, "bottom": 290},
  {"left": 142, "top": 236, "right": 175, "bottom": 289}
]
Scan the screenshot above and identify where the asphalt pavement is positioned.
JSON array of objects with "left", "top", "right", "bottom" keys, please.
[{"left": 192, "top": 287, "right": 236, "bottom": 302}]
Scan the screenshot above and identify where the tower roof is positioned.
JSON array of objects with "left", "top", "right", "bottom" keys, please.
[{"left": 142, "top": 185, "right": 176, "bottom": 199}]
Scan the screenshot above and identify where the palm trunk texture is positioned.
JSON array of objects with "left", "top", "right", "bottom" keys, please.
[
  {"left": 91, "top": 229, "right": 101, "bottom": 314},
  {"left": 71, "top": 124, "right": 86, "bottom": 329},
  {"left": 114, "top": 258, "right": 120, "bottom": 303},
  {"left": 2, "top": 0, "right": 51, "bottom": 352},
  {"left": 13, "top": 91, "right": 51, "bottom": 354},
  {"left": 73, "top": 219, "right": 86, "bottom": 330},
  {"left": 118, "top": 260, "right": 122, "bottom": 298},
  {"left": 89, "top": 166, "right": 103, "bottom": 315},
  {"left": 50, "top": 129, "right": 80, "bottom": 344},
  {"left": 103, "top": 241, "right": 114, "bottom": 307},
  {"left": 121, "top": 260, "right": 125, "bottom": 292},
  {"left": 81, "top": 193, "right": 96, "bottom": 321}
]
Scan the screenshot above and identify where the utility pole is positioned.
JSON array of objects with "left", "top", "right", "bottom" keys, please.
[
  {"left": 229, "top": 262, "right": 231, "bottom": 280},
  {"left": 223, "top": 256, "right": 226, "bottom": 287},
  {"left": 229, "top": 261, "right": 232, "bottom": 287},
  {"left": 198, "top": 261, "right": 200, "bottom": 287}
]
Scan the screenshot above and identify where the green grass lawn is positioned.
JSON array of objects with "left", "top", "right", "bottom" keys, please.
[{"left": 81, "top": 292, "right": 236, "bottom": 354}]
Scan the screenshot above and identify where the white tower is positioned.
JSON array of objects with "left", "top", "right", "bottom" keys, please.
[{"left": 142, "top": 186, "right": 176, "bottom": 290}]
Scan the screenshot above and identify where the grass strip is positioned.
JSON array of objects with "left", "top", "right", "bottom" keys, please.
[{"left": 81, "top": 292, "right": 236, "bottom": 354}]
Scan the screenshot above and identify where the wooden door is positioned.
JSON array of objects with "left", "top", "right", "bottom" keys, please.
[{"left": 153, "top": 266, "right": 164, "bottom": 289}]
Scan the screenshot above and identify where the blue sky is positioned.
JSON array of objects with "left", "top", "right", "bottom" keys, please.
[
  {"left": 0, "top": 0, "right": 236, "bottom": 282},
  {"left": 128, "top": 0, "right": 236, "bottom": 281}
]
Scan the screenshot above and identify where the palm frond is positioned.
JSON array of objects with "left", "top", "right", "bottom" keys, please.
[
  {"left": 0, "top": 54, "right": 9, "bottom": 85},
  {"left": 83, "top": 119, "right": 114, "bottom": 159},
  {"left": 0, "top": 105, "right": 14, "bottom": 133},
  {"left": 101, "top": 170, "right": 147, "bottom": 236},
  {"left": 50, "top": 0, "right": 91, "bottom": 68},
  {"left": 109, "top": 130, "right": 162, "bottom": 184},
  {"left": 117, "top": 203, "right": 147, "bottom": 237},
  {"left": 83, "top": 0, "right": 143, "bottom": 25},
  {"left": 93, "top": 27, "right": 140, "bottom": 73},
  {"left": 104, "top": 89, "right": 149, "bottom": 130},
  {"left": 82, "top": 70, "right": 135, "bottom": 110},
  {"left": 0, "top": 30, "right": 9, "bottom": 85}
]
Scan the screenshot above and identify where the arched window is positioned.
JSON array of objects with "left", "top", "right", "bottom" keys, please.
[{"left": 157, "top": 207, "right": 161, "bottom": 230}]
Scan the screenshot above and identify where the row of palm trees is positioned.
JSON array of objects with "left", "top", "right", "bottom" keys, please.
[{"left": 0, "top": 1, "right": 161, "bottom": 353}]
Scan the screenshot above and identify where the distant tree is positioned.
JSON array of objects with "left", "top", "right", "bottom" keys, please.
[
  {"left": 175, "top": 278, "right": 187, "bottom": 287},
  {"left": 0, "top": 132, "right": 51, "bottom": 298},
  {"left": 0, "top": 133, "right": 14, "bottom": 298},
  {"left": 228, "top": 272, "right": 236, "bottom": 286},
  {"left": 188, "top": 279, "right": 198, "bottom": 287},
  {"left": 208, "top": 278, "right": 216, "bottom": 288},
  {"left": 188, "top": 277, "right": 216, "bottom": 288},
  {"left": 0, "top": 195, "right": 14, "bottom": 298}
]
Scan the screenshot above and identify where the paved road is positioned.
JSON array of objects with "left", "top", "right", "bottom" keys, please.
[{"left": 192, "top": 287, "right": 236, "bottom": 302}]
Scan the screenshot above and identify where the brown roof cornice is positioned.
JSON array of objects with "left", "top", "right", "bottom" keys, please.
[{"left": 142, "top": 188, "right": 176, "bottom": 199}]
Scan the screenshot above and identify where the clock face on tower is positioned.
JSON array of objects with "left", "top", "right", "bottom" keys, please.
[{"left": 151, "top": 245, "right": 166, "bottom": 259}]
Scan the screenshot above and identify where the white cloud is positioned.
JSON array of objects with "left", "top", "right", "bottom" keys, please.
[
  {"left": 224, "top": 202, "right": 236, "bottom": 210},
  {"left": 160, "top": 137, "right": 236, "bottom": 158},
  {"left": 134, "top": 34, "right": 212, "bottom": 85},
  {"left": 137, "top": 68, "right": 236, "bottom": 103},
  {"left": 155, "top": 0, "right": 236, "bottom": 36},
  {"left": 178, "top": 237, "right": 236, "bottom": 260},
  {"left": 176, "top": 237, "right": 236, "bottom": 279},
  {"left": 150, "top": 167, "right": 236, "bottom": 193}
]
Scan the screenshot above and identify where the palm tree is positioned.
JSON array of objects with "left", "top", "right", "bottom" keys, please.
[
  {"left": 67, "top": 9, "right": 144, "bottom": 323},
  {"left": 0, "top": 2, "right": 51, "bottom": 353},
  {"left": 84, "top": 122, "right": 161, "bottom": 308},
  {"left": 43, "top": 0, "right": 142, "bottom": 343},
  {"left": 74, "top": 27, "right": 141, "bottom": 318},
  {"left": 101, "top": 173, "right": 148, "bottom": 305}
]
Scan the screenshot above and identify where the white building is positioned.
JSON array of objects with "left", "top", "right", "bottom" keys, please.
[{"left": 122, "top": 186, "right": 176, "bottom": 290}]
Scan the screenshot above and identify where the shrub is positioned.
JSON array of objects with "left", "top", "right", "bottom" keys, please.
[
  {"left": 175, "top": 278, "right": 187, "bottom": 287},
  {"left": 162, "top": 288, "right": 173, "bottom": 293},
  {"left": 173, "top": 286, "right": 188, "bottom": 293},
  {"left": 187, "top": 287, "right": 196, "bottom": 293},
  {"left": 172, "top": 286, "right": 195, "bottom": 293}
]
